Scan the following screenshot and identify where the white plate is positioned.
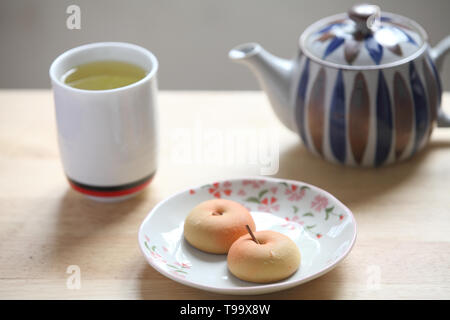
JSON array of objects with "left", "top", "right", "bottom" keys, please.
[{"left": 138, "top": 177, "right": 357, "bottom": 295}]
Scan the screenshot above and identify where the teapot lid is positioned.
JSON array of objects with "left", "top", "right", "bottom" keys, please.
[{"left": 301, "top": 4, "right": 427, "bottom": 68}]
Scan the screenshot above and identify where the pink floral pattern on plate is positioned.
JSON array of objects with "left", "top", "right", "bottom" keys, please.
[
  {"left": 239, "top": 182, "right": 347, "bottom": 239},
  {"left": 242, "top": 179, "right": 266, "bottom": 188},
  {"left": 258, "top": 197, "right": 280, "bottom": 212},
  {"left": 144, "top": 239, "right": 190, "bottom": 278},
  {"left": 311, "top": 195, "right": 329, "bottom": 212},
  {"left": 202, "top": 181, "right": 232, "bottom": 198},
  {"left": 285, "top": 184, "right": 308, "bottom": 201}
]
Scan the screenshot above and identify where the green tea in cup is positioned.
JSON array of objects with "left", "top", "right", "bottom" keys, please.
[{"left": 62, "top": 60, "right": 147, "bottom": 90}]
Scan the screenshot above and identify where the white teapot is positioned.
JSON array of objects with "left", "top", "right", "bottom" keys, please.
[{"left": 229, "top": 4, "right": 450, "bottom": 167}]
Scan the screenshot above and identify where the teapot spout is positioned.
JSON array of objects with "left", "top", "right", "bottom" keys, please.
[{"left": 229, "top": 43, "right": 295, "bottom": 131}]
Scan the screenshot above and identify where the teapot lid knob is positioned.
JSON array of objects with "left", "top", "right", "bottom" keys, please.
[{"left": 348, "top": 3, "right": 380, "bottom": 35}]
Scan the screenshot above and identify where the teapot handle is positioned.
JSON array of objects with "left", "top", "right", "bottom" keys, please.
[{"left": 430, "top": 36, "right": 450, "bottom": 127}]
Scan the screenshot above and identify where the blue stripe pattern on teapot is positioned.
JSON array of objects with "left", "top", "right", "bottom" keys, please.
[{"left": 294, "top": 54, "right": 441, "bottom": 167}]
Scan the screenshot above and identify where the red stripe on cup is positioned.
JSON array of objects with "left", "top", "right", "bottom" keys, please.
[{"left": 68, "top": 178, "right": 152, "bottom": 197}]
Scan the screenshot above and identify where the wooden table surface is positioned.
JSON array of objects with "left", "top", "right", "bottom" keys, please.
[{"left": 0, "top": 90, "right": 449, "bottom": 299}]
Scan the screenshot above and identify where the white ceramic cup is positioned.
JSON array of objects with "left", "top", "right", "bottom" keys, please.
[{"left": 49, "top": 42, "right": 158, "bottom": 201}]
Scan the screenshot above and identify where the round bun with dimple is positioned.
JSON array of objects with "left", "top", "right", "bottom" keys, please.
[
  {"left": 184, "top": 199, "right": 256, "bottom": 254},
  {"left": 227, "top": 230, "right": 301, "bottom": 283}
]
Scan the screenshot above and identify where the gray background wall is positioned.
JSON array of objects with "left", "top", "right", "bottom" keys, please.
[{"left": 1, "top": 0, "right": 449, "bottom": 90}]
